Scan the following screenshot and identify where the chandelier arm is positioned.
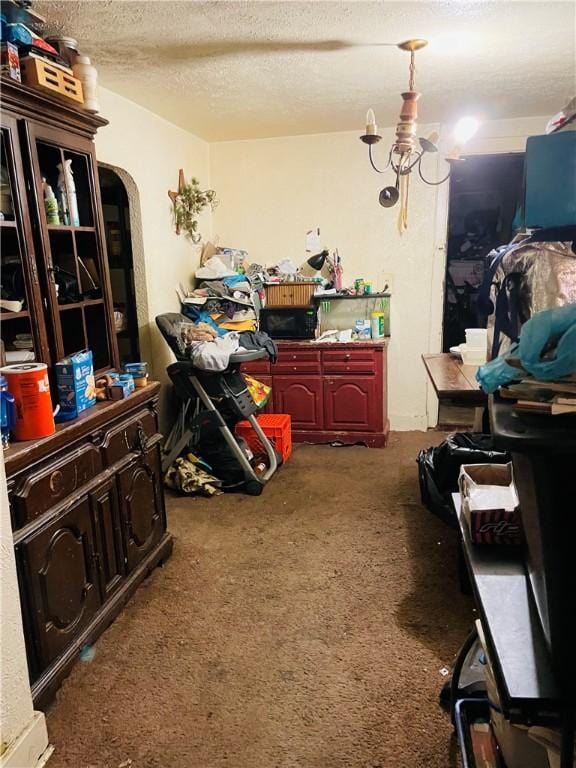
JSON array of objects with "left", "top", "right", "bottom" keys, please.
[
  {"left": 417, "top": 155, "right": 452, "bottom": 186},
  {"left": 401, "top": 151, "right": 424, "bottom": 174},
  {"left": 368, "top": 144, "right": 393, "bottom": 173}
]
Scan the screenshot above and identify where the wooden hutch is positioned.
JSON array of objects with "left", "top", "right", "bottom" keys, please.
[{"left": 1, "top": 78, "right": 172, "bottom": 707}]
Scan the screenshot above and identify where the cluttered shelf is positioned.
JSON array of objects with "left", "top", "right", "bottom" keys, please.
[
  {"left": 4, "top": 380, "right": 160, "bottom": 476},
  {"left": 312, "top": 291, "right": 390, "bottom": 302},
  {"left": 453, "top": 492, "right": 561, "bottom": 722},
  {"left": 279, "top": 338, "right": 388, "bottom": 348}
]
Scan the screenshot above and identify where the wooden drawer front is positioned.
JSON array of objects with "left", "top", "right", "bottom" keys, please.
[
  {"left": 240, "top": 359, "right": 271, "bottom": 375},
  {"left": 18, "top": 495, "right": 102, "bottom": 671},
  {"left": 118, "top": 445, "right": 165, "bottom": 572},
  {"left": 322, "top": 349, "right": 378, "bottom": 374},
  {"left": 323, "top": 360, "right": 375, "bottom": 374},
  {"left": 11, "top": 443, "right": 103, "bottom": 528},
  {"left": 274, "top": 349, "right": 321, "bottom": 375},
  {"left": 277, "top": 349, "right": 321, "bottom": 363},
  {"left": 273, "top": 360, "right": 321, "bottom": 375},
  {"left": 101, "top": 408, "right": 158, "bottom": 466}
]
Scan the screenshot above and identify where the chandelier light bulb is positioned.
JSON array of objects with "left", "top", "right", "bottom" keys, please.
[
  {"left": 366, "top": 108, "right": 377, "bottom": 135},
  {"left": 453, "top": 116, "right": 480, "bottom": 145}
]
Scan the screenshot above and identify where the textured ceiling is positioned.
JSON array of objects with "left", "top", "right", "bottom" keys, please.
[{"left": 37, "top": 0, "right": 575, "bottom": 141}]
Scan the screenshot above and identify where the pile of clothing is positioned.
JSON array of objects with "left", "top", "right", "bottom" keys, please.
[
  {"left": 172, "top": 252, "right": 278, "bottom": 371},
  {"left": 179, "top": 256, "right": 259, "bottom": 335}
]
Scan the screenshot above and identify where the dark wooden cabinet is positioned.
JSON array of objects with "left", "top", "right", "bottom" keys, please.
[
  {"left": 119, "top": 444, "right": 165, "bottom": 571},
  {"left": 242, "top": 341, "right": 388, "bottom": 447},
  {"left": 1, "top": 81, "right": 171, "bottom": 709},
  {"left": 0, "top": 113, "right": 51, "bottom": 365},
  {"left": 7, "top": 384, "right": 172, "bottom": 708},
  {"left": 0, "top": 78, "right": 118, "bottom": 372},
  {"left": 17, "top": 495, "right": 102, "bottom": 670}
]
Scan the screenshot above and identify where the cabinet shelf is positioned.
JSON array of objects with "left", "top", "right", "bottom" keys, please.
[
  {"left": 47, "top": 224, "right": 96, "bottom": 233},
  {"left": 0, "top": 219, "right": 17, "bottom": 228},
  {"left": 1, "top": 310, "right": 30, "bottom": 320},
  {"left": 58, "top": 299, "right": 104, "bottom": 311}
]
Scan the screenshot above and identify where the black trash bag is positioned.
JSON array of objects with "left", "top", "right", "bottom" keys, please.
[{"left": 417, "top": 433, "right": 510, "bottom": 527}]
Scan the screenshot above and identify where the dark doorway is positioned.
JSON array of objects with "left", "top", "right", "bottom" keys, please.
[
  {"left": 99, "top": 166, "right": 140, "bottom": 363},
  {"left": 442, "top": 153, "right": 525, "bottom": 352}
]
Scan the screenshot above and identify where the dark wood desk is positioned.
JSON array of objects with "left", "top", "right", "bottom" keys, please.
[{"left": 422, "top": 353, "right": 487, "bottom": 406}]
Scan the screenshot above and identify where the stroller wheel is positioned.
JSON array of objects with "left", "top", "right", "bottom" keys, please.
[{"left": 245, "top": 479, "right": 264, "bottom": 496}]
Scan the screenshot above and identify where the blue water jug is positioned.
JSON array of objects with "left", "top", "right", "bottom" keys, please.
[{"left": 0, "top": 375, "right": 16, "bottom": 449}]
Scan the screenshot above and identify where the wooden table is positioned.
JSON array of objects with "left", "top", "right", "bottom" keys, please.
[{"left": 422, "top": 353, "right": 487, "bottom": 406}]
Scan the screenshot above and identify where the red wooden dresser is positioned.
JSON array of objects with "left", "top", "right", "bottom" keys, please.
[{"left": 241, "top": 340, "right": 389, "bottom": 447}]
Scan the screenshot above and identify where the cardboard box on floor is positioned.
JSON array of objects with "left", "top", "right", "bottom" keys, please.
[{"left": 459, "top": 462, "right": 521, "bottom": 545}]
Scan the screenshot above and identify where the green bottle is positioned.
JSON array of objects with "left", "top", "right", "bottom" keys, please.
[{"left": 43, "top": 178, "right": 60, "bottom": 225}]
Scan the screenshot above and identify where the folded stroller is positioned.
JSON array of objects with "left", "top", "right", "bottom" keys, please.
[{"left": 156, "top": 313, "right": 279, "bottom": 496}]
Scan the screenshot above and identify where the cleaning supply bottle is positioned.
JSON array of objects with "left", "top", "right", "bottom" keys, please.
[
  {"left": 43, "top": 178, "right": 60, "bottom": 225},
  {"left": 57, "top": 159, "right": 80, "bottom": 227},
  {"left": 333, "top": 249, "right": 343, "bottom": 292}
]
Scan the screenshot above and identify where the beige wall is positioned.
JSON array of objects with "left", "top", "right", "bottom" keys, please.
[
  {"left": 0, "top": 455, "right": 50, "bottom": 766},
  {"left": 95, "top": 87, "right": 212, "bottom": 396},
  {"left": 210, "top": 116, "right": 546, "bottom": 429}
]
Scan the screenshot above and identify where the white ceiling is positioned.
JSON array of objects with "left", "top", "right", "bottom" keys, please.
[{"left": 38, "top": 0, "right": 575, "bottom": 142}]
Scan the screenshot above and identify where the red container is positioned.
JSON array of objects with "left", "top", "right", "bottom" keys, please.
[
  {"left": 236, "top": 413, "right": 292, "bottom": 463},
  {"left": 0, "top": 363, "right": 56, "bottom": 441}
]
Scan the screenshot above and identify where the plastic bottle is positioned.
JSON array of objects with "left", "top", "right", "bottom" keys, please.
[
  {"left": 370, "top": 311, "right": 385, "bottom": 339},
  {"left": 73, "top": 55, "right": 100, "bottom": 113},
  {"left": 56, "top": 159, "right": 80, "bottom": 227},
  {"left": 43, "top": 178, "right": 60, "bottom": 225},
  {"left": 333, "top": 261, "right": 343, "bottom": 292}
]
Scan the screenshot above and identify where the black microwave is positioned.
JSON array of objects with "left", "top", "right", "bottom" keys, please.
[{"left": 259, "top": 306, "right": 318, "bottom": 339}]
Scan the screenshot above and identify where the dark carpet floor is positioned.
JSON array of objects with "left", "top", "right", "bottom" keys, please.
[{"left": 46, "top": 432, "right": 472, "bottom": 768}]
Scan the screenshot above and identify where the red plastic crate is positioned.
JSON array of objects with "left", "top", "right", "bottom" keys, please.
[{"left": 235, "top": 413, "right": 292, "bottom": 463}]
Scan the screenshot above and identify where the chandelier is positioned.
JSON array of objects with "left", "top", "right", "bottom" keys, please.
[{"left": 360, "top": 39, "right": 479, "bottom": 230}]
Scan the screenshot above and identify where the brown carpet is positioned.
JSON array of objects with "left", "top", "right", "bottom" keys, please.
[{"left": 46, "top": 432, "right": 472, "bottom": 768}]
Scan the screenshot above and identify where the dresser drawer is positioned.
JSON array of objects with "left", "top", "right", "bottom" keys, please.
[
  {"left": 11, "top": 442, "right": 103, "bottom": 527},
  {"left": 322, "top": 349, "right": 378, "bottom": 374},
  {"left": 273, "top": 361, "right": 321, "bottom": 375},
  {"left": 240, "top": 359, "right": 271, "bottom": 375},
  {"left": 100, "top": 408, "right": 159, "bottom": 466},
  {"left": 273, "top": 348, "right": 321, "bottom": 375},
  {"left": 277, "top": 349, "right": 321, "bottom": 364}
]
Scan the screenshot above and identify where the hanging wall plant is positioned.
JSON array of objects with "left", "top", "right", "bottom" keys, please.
[{"left": 168, "top": 169, "right": 218, "bottom": 243}]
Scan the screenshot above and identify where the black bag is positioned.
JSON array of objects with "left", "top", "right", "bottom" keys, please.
[{"left": 417, "top": 433, "right": 510, "bottom": 527}]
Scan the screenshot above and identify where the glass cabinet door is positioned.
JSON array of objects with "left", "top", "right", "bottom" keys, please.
[
  {"left": 25, "top": 122, "right": 118, "bottom": 373},
  {"left": 0, "top": 117, "right": 49, "bottom": 366}
]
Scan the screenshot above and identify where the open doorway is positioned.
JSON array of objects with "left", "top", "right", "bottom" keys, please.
[
  {"left": 442, "top": 153, "right": 525, "bottom": 351},
  {"left": 99, "top": 166, "right": 140, "bottom": 363}
]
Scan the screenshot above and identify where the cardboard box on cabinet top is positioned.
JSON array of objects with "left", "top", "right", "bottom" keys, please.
[{"left": 459, "top": 462, "right": 521, "bottom": 545}]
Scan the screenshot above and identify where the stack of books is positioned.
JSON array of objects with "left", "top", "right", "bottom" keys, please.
[{"left": 500, "top": 377, "right": 576, "bottom": 415}]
